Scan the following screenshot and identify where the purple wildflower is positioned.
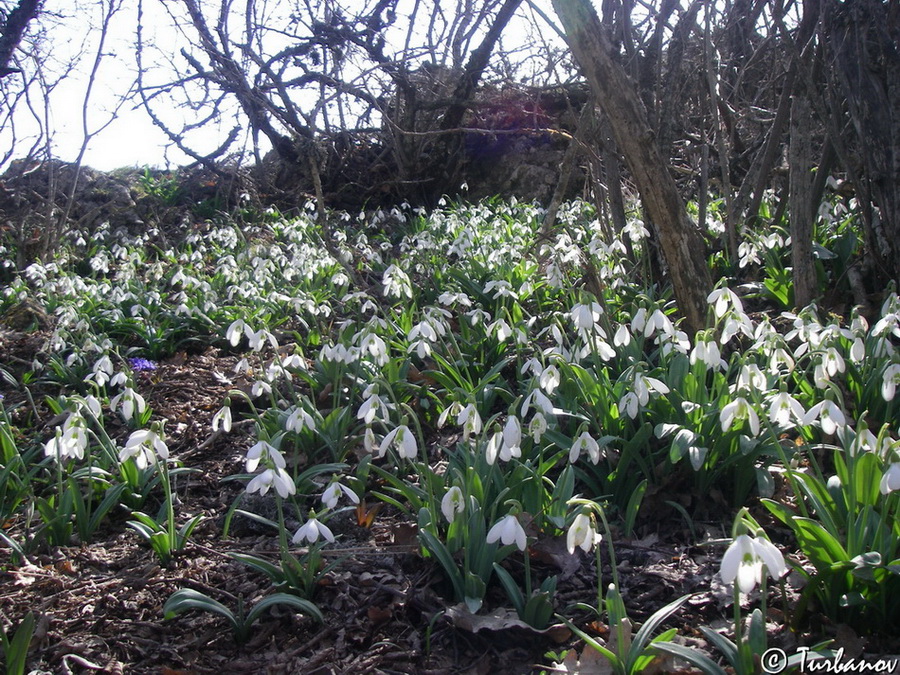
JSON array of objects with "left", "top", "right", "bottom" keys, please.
[{"left": 128, "top": 357, "right": 158, "bottom": 372}]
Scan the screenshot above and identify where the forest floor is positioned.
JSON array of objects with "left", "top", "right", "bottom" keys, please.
[{"left": 2, "top": 329, "right": 897, "bottom": 675}]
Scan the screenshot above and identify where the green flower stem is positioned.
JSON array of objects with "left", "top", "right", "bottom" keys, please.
[{"left": 153, "top": 452, "right": 177, "bottom": 553}]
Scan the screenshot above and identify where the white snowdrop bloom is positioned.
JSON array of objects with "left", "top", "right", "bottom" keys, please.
[
  {"left": 735, "top": 364, "right": 767, "bottom": 393},
  {"left": 618, "top": 392, "right": 640, "bottom": 419},
  {"left": 768, "top": 347, "right": 795, "bottom": 374},
  {"left": 691, "top": 339, "right": 725, "bottom": 370},
  {"left": 212, "top": 406, "right": 232, "bottom": 433},
  {"left": 457, "top": 403, "right": 483, "bottom": 442},
  {"left": 768, "top": 392, "right": 805, "bottom": 428},
  {"left": 441, "top": 486, "right": 465, "bottom": 524},
  {"left": 614, "top": 323, "right": 632, "bottom": 347},
  {"left": 382, "top": 264, "right": 413, "bottom": 299},
  {"left": 569, "top": 431, "right": 602, "bottom": 464},
  {"left": 849, "top": 338, "right": 866, "bottom": 363},
  {"left": 822, "top": 348, "right": 845, "bottom": 378},
  {"left": 44, "top": 419, "right": 89, "bottom": 463},
  {"left": 633, "top": 373, "right": 669, "bottom": 406},
  {"left": 357, "top": 393, "right": 391, "bottom": 425},
  {"left": 708, "top": 287, "right": 742, "bottom": 319},
  {"left": 251, "top": 380, "right": 272, "bottom": 397},
  {"left": 500, "top": 416, "right": 523, "bottom": 461},
  {"left": 247, "top": 467, "right": 296, "bottom": 498},
  {"left": 567, "top": 513, "right": 600, "bottom": 554},
  {"left": 720, "top": 534, "right": 787, "bottom": 594},
  {"left": 321, "top": 481, "right": 359, "bottom": 509},
  {"left": 720, "top": 397, "right": 760, "bottom": 436},
  {"left": 360, "top": 333, "right": 388, "bottom": 366},
  {"left": 363, "top": 426, "right": 377, "bottom": 454},
  {"left": 520, "top": 358, "right": 543, "bottom": 378},
  {"left": 802, "top": 400, "right": 847, "bottom": 435},
  {"left": 285, "top": 406, "right": 316, "bottom": 433},
  {"left": 521, "top": 388, "right": 554, "bottom": 418},
  {"left": 380, "top": 425, "right": 417, "bottom": 459},
  {"left": 490, "top": 319, "right": 513, "bottom": 342},
  {"left": 245, "top": 441, "right": 286, "bottom": 473},
  {"left": 571, "top": 302, "right": 602, "bottom": 332},
  {"left": 486, "top": 514, "right": 527, "bottom": 551},
  {"left": 539, "top": 365, "right": 561, "bottom": 394},
  {"left": 119, "top": 429, "right": 169, "bottom": 470},
  {"left": 880, "top": 463, "right": 900, "bottom": 494},
  {"left": 226, "top": 319, "right": 247, "bottom": 347},
  {"left": 110, "top": 387, "right": 147, "bottom": 422},
  {"left": 882, "top": 363, "right": 900, "bottom": 401},
  {"left": 528, "top": 412, "right": 548, "bottom": 443},
  {"left": 292, "top": 517, "right": 334, "bottom": 544}
]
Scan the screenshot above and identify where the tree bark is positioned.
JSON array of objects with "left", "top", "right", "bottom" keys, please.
[
  {"left": 825, "top": 0, "right": 900, "bottom": 285},
  {"left": 551, "top": 0, "right": 712, "bottom": 336},
  {"left": 789, "top": 83, "right": 818, "bottom": 308},
  {"left": 0, "top": 0, "right": 41, "bottom": 79}
]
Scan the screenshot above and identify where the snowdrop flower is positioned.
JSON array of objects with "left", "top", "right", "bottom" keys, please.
[
  {"left": 539, "top": 365, "right": 561, "bottom": 394},
  {"left": 109, "top": 387, "right": 146, "bottom": 422},
  {"left": 618, "top": 392, "right": 640, "bottom": 419},
  {"left": 521, "top": 388, "right": 554, "bottom": 418},
  {"left": 691, "top": 338, "right": 725, "bottom": 370},
  {"left": 880, "top": 463, "right": 900, "bottom": 494},
  {"left": 487, "top": 514, "right": 527, "bottom": 551},
  {"left": 357, "top": 392, "right": 391, "bottom": 425},
  {"left": 497, "top": 416, "right": 523, "bottom": 462},
  {"left": 247, "top": 467, "right": 296, "bottom": 498},
  {"left": 735, "top": 364, "right": 766, "bottom": 393},
  {"left": 251, "top": 380, "right": 272, "bottom": 397},
  {"left": 767, "top": 347, "right": 795, "bottom": 374},
  {"left": 490, "top": 318, "right": 513, "bottom": 342},
  {"left": 285, "top": 406, "right": 316, "bottom": 433},
  {"left": 226, "top": 319, "right": 247, "bottom": 347},
  {"left": 457, "top": 403, "right": 482, "bottom": 442},
  {"left": 708, "top": 287, "right": 742, "bottom": 320},
  {"left": 528, "top": 412, "right": 548, "bottom": 443},
  {"left": 569, "top": 431, "right": 602, "bottom": 464},
  {"left": 802, "top": 400, "right": 846, "bottom": 435},
  {"left": 441, "top": 486, "right": 465, "bottom": 523},
  {"left": 768, "top": 392, "right": 805, "bottom": 428},
  {"left": 571, "top": 302, "right": 603, "bottom": 332},
  {"left": 882, "top": 363, "right": 900, "bottom": 401},
  {"left": 292, "top": 517, "right": 335, "bottom": 544},
  {"left": 614, "top": 323, "right": 631, "bottom": 347},
  {"left": 822, "top": 348, "right": 845, "bottom": 377},
  {"left": 720, "top": 534, "right": 787, "bottom": 594},
  {"left": 212, "top": 406, "right": 232, "bottom": 433},
  {"left": 321, "top": 480, "right": 359, "bottom": 509},
  {"left": 119, "top": 429, "right": 169, "bottom": 470},
  {"left": 380, "top": 424, "right": 417, "bottom": 459},
  {"left": 633, "top": 373, "right": 670, "bottom": 406},
  {"left": 245, "top": 440, "right": 285, "bottom": 473},
  {"left": 567, "top": 513, "right": 600, "bottom": 554},
  {"left": 382, "top": 264, "right": 412, "bottom": 299},
  {"left": 247, "top": 329, "right": 277, "bottom": 352},
  {"left": 44, "top": 417, "right": 89, "bottom": 462},
  {"left": 363, "top": 426, "right": 377, "bottom": 454},
  {"left": 720, "top": 397, "right": 760, "bottom": 436}
]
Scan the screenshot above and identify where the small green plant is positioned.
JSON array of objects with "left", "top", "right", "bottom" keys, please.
[
  {"left": 0, "top": 611, "right": 35, "bottom": 675},
  {"left": 559, "top": 499, "right": 688, "bottom": 674},
  {"left": 163, "top": 589, "right": 321, "bottom": 645}
]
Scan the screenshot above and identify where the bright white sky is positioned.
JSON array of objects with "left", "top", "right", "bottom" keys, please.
[{"left": 2, "top": 0, "right": 568, "bottom": 171}]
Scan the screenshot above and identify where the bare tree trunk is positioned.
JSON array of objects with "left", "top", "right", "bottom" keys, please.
[
  {"left": 789, "top": 84, "right": 818, "bottom": 308},
  {"left": 552, "top": 0, "right": 712, "bottom": 335},
  {"left": 825, "top": 0, "right": 900, "bottom": 285},
  {"left": 0, "top": 0, "right": 41, "bottom": 79}
]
